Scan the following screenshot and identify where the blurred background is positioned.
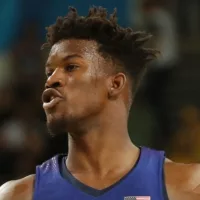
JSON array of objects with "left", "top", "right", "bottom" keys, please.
[{"left": 0, "top": 0, "right": 200, "bottom": 184}]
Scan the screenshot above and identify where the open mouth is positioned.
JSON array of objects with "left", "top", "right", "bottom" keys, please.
[
  {"left": 42, "top": 88, "right": 63, "bottom": 109},
  {"left": 44, "top": 94, "right": 56, "bottom": 103}
]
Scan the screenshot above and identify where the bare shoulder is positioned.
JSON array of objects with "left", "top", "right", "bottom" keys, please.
[
  {"left": 0, "top": 175, "right": 35, "bottom": 200},
  {"left": 164, "top": 159, "right": 200, "bottom": 197}
]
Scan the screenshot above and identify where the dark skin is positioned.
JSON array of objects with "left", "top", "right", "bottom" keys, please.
[{"left": 1, "top": 39, "right": 200, "bottom": 200}]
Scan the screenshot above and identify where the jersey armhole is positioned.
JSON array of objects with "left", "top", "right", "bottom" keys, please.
[{"left": 32, "top": 166, "right": 40, "bottom": 200}]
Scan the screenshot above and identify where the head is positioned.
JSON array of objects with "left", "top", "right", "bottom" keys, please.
[{"left": 42, "top": 7, "right": 158, "bottom": 135}]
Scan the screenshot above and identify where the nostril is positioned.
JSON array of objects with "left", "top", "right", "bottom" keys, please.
[
  {"left": 45, "top": 82, "right": 61, "bottom": 89},
  {"left": 45, "top": 79, "right": 62, "bottom": 90},
  {"left": 52, "top": 82, "right": 60, "bottom": 88}
]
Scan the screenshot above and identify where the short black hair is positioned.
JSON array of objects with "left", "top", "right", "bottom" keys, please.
[{"left": 42, "top": 6, "right": 158, "bottom": 106}]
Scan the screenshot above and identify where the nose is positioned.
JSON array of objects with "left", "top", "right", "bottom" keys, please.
[{"left": 45, "top": 68, "right": 64, "bottom": 89}]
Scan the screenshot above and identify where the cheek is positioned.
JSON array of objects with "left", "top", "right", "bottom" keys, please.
[
  {"left": 85, "top": 85, "right": 107, "bottom": 110},
  {"left": 76, "top": 87, "right": 105, "bottom": 106},
  {"left": 71, "top": 85, "right": 106, "bottom": 115},
  {"left": 66, "top": 73, "right": 107, "bottom": 110}
]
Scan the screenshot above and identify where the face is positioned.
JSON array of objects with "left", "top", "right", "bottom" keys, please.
[{"left": 42, "top": 39, "right": 111, "bottom": 134}]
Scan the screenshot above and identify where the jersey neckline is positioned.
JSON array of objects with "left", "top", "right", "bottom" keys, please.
[{"left": 58, "top": 147, "right": 147, "bottom": 197}]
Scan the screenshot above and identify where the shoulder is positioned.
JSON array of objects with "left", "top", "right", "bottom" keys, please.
[
  {"left": 0, "top": 175, "right": 35, "bottom": 200},
  {"left": 164, "top": 159, "right": 200, "bottom": 197}
]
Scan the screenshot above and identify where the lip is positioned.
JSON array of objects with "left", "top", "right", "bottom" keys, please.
[
  {"left": 42, "top": 88, "right": 63, "bottom": 110},
  {"left": 43, "top": 97, "right": 63, "bottom": 110}
]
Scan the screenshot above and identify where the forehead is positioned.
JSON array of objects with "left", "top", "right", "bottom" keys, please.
[{"left": 47, "top": 39, "right": 102, "bottom": 63}]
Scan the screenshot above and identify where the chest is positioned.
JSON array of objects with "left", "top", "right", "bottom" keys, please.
[{"left": 34, "top": 173, "right": 164, "bottom": 200}]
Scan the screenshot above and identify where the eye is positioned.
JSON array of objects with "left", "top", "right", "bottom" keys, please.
[
  {"left": 46, "top": 71, "right": 53, "bottom": 78},
  {"left": 65, "top": 64, "right": 79, "bottom": 72}
]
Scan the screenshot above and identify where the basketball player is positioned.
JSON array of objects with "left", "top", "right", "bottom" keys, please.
[{"left": 1, "top": 7, "right": 200, "bottom": 200}]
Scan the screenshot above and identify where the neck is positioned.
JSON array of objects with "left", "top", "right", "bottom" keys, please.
[{"left": 66, "top": 107, "right": 139, "bottom": 175}]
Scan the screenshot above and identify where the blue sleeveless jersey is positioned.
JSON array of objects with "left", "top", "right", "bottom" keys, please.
[{"left": 33, "top": 147, "right": 168, "bottom": 200}]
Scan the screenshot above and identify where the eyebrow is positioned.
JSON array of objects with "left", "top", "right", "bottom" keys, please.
[
  {"left": 45, "top": 54, "right": 83, "bottom": 67},
  {"left": 62, "top": 54, "right": 83, "bottom": 61}
]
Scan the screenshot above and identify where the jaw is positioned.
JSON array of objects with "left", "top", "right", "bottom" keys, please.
[{"left": 46, "top": 112, "right": 68, "bottom": 135}]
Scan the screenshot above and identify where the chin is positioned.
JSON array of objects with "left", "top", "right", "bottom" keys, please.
[{"left": 46, "top": 113, "right": 68, "bottom": 136}]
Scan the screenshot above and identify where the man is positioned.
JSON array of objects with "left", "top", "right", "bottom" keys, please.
[{"left": 0, "top": 6, "right": 200, "bottom": 200}]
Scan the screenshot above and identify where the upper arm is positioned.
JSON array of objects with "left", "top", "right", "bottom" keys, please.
[
  {"left": 167, "top": 185, "right": 200, "bottom": 200},
  {"left": 165, "top": 161, "right": 200, "bottom": 198},
  {"left": 192, "top": 183, "right": 200, "bottom": 194},
  {"left": 0, "top": 181, "right": 14, "bottom": 200},
  {"left": 165, "top": 158, "right": 173, "bottom": 163},
  {"left": 0, "top": 175, "right": 35, "bottom": 200}
]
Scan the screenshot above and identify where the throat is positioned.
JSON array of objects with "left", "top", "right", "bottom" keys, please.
[
  {"left": 66, "top": 117, "right": 140, "bottom": 189},
  {"left": 65, "top": 144, "right": 140, "bottom": 190},
  {"left": 67, "top": 135, "right": 137, "bottom": 171},
  {"left": 61, "top": 146, "right": 140, "bottom": 191}
]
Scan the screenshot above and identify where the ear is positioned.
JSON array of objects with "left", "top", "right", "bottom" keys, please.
[{"left": 108, "top": 73, "right": 127, "bottom": 99}]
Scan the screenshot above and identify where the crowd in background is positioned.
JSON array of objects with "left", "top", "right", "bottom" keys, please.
[{"left": 0, "top": 0, "right": 200, "bottom": 184}]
